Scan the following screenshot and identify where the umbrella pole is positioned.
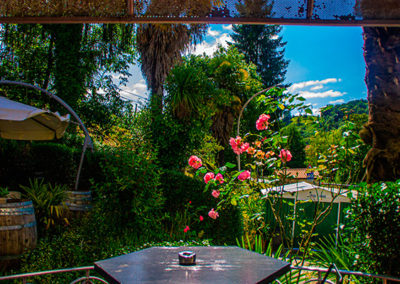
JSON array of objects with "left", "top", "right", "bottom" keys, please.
[{"left": 74, "top": 136, "right": 90, "bottom": 190}]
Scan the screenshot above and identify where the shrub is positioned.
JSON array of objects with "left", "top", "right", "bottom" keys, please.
[
  {"left": 0, "top": 139, "right": 79, "bottom": 189},
  {"left": 0, "top": 139, "right": 33, "bottom": 189},
  {"left": 347, "top": 181, "right": 400, "bottom": 280},
  {"left": 30, "top": 142, "right": 77, "bottom": 187},
  {"left": 90, "top": 146, "right": 164, "bottom": 237}
]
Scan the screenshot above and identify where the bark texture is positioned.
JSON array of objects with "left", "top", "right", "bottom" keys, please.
[{"left": 361, "top": 26, "right": 400, "bottom": 182}]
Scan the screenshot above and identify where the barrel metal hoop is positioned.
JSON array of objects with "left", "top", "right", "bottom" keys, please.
[
  {"left": 66, "top": 191, "right": 92, "bottom": 195},
  {"left": 0, "top": 221, "right": 37, "bottom": 231},
  {"left": 0, "top": 207, "right": 35, "bottom": 216},
  {"left": 0, "top": 200, "right": 33, "bottom": 208},
  {"left": 65, "top": 203, "right": 92, "bottom": 211},
  {"left": 66, "top": 196, "right": 92, "bottom": 201}
]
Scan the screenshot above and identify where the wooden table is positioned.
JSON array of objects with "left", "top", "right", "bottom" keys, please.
[{"left": 94, "top": 246, "right": 291, "bottom": 283}]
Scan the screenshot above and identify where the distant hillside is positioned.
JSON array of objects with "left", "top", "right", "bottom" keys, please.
[
  {"left": 285, "top": 99, "right": 369, "bottom": 141},
  {"left": 319, "top": 99, "right": 368, "bottom": 131}
]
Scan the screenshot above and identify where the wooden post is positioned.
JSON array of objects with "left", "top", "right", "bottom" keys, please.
[
  {"left": 127, "top": 0, "right": 134, "bottom": 16},
  {"left": 306, "top": 0, "right": 314, "bottom": 19}
]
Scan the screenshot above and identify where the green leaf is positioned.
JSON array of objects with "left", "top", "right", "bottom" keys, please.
[
  {"left": 195, "top": 167, "right": 207, "bottom": 176},
  {"left": 225, "top": 162, "right": 236, "bottom": 169},
  {"left": 305, "top": 108, "right": 313, "bottom": 115},
  {"left": 278, "top": 103, "right": 285, "bottom": 110}
]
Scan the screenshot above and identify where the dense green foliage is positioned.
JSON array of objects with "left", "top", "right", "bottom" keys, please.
[
  {"left": 319, "top": 99, "right": 368, "bottom": 131},
  {"left": 0, "top": 24, "right": 136, "bottom": 130},
  {"left": 348, "top": 181, "right": 400, "bottom": 280},
  {"left": 0, "top": 140, "right": 78, "bottom": 189},
  {"left": 90, "top": 145, "right": 164, "bottom": 237}
]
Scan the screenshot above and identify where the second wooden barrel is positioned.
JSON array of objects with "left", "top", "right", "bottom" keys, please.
[
  {"left": 65, "top": 191, "right": 92, "bottom": 218},
  {"left": 0, "top": 199, "right": 37, "bottom": 271}
]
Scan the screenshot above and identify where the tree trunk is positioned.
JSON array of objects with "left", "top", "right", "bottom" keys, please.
[
  {"left": 360, "top": 27, "right": 400, "bottom": 183},
  {"left": 53, "top": 24, "right": 84, "bottom": 110}
]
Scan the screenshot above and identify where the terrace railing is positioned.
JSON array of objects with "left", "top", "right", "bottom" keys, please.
[
  {"left": 1, "top": 264, "right": 400, "bottom": 284},
  {"left": 0, "top": 266, "right": 107, "bottom": 284},
  {"left": 289, "top": 264, "right": 400, "bottom": 284}
]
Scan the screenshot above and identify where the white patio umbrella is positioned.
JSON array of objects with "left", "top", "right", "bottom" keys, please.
[
  {"left": 0, "top": 96, "right": 70, "bottom": 140},
  {"left": 0, "top": 80, "right": 93, "bottom": 190}
]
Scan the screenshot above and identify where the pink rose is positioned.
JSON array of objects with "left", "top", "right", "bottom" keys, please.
[
  {"left": 204, "top": 172, "right": 215, "bottom": 184},
  {"left": 279, "top": 149, "right": 292, "bottom": 163},
  {"left": 183, "top": 226, "right": 190, "bottom": 233},
  {"left": 199, "top": 215, "right": 204, "bottom": 221},
  {"left": 215, "top": 173, "right": 224, "bottom": 184},
  {"left": 212, "top": 190, "right": 220, "bottom": 198},
  {"left": 256, "top": 114, "right": 270, "bottom": 130},
  {"left": 240, "top": 142, "right": 250, "bottom": 152},
  {"left": 208, "top": 208, "right": 219, "bottom": 220},
  {"left": 238, "top": 170, "right": 251, "bottom": 181},
  {"left": 229, "top": 136, "right": 243, "bottom": 155},
  {"left": 188, "top": 155, "right": 202, "bottom": 169}
]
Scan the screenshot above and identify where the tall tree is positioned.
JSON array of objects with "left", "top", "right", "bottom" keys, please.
[
  {"left": 231, "top": 0, "right": 289, "bottom": 87},
  {"left": 231, "top": 25, "right": 288, "bottom": 87},
  {"left": 357, "top": 1, "right": 400, "bottom": 183}
]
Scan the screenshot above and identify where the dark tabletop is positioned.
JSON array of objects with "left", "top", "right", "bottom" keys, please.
[{"left": 94, "top": 246, "right": 291, "bottom": 284}]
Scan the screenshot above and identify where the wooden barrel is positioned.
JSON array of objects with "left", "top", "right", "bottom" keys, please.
[
  {"left": 0, "top": 199, "right": 37, "bottom": 271},
  {"left": 65, "top": 191, "right": 92, "bottom": 218}
]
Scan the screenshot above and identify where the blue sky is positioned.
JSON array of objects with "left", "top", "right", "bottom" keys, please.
[{"left": 121, "top": 25, "right": 367, "bottom": 114}]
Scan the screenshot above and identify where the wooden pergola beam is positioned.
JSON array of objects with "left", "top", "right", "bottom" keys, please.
[{"left": 0, "top": 16, "right": 399, "bottom": 26}]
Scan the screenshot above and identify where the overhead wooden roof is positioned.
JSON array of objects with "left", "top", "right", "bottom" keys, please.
[{"left": 1, "top": 0, "right": 400, "bottom": 26}]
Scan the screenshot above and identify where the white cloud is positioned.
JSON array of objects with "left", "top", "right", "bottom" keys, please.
[
  {"left": 207, "top": 27, "right": 220, "bottom": 37},
  {"left": 191, "top": 33, "right": 232, "bottom": 56},
  {"left": 222, "top": 24, "right": 232, "bottom": 30},
  {"left": 119, "top": 79, "right": 149, "bottom": 102},
  {"left": 270, "top": 34, "right": 279, "bottom": 40},
  {"left": 313, "top": 108, "right": 321, "bottom": 116},
  {"left": 329, "top": 99, "right": 345, "bottom": 104},
  {"left": 288, "top": 78, "right": 339, "bottom": 93},
  {"left": 299, "top": 90, "right": 346, "bottom": 99},
  {"left": 310, "top": 85, "right": 323, "bottom": 91}
]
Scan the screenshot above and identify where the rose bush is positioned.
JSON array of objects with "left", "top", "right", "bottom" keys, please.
[{"left": 187, "top": 114, "right": 293, "bottom": 226}]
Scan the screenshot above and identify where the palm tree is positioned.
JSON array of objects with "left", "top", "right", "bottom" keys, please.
[
  {"left": 136, "top": 24, "right": 206, "bottom": 117},
  {"left": 165, "top": 59, "right": 212, "bottom": 121},
  {"left": 358, "top": 1, "right": 400, "bottom": 183},
  {"left": 135, "top": 0, "right": 214, "bottom": 118}
]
